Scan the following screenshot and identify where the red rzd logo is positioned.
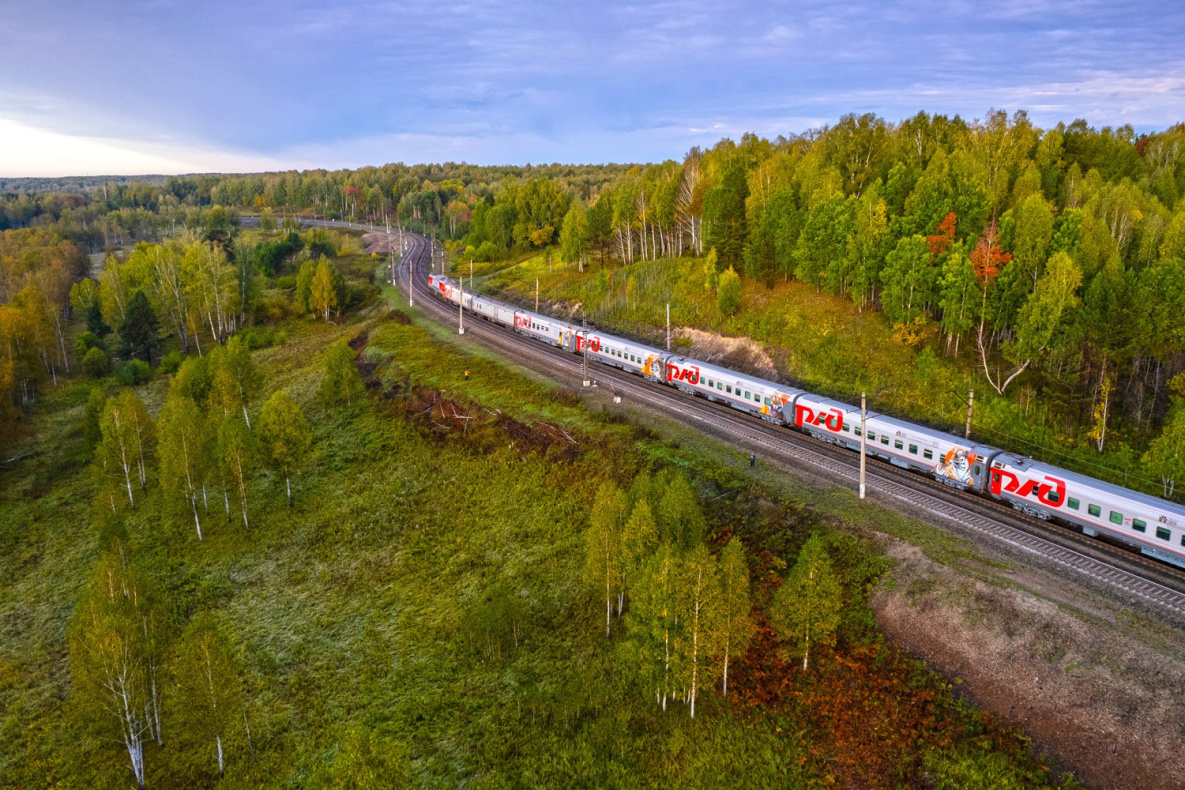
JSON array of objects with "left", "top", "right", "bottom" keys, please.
[
  {"left": 577, "top": 336, "right": 601, "bottom": 353},
  {"left": 990, "top": 470, "right": 1066, "bottom": 508},
  {"left": 795, "top": 404, "right": 844, "bottom": 432},
  {"left": 666, "top": 363, "right": 700, "bottom": 385}
]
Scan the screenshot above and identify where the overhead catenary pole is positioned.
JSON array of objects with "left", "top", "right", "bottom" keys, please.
[
  {"left": 536, "top": 278, "right": 539, "bottom": 312},
  {"left": 859, "top": 391, "right": 867, "bottom": 500},
  {"left": 582, "top": 315, "right": 590, "bottom": 387},
  {"left": 666, "top": 303, "right": 671, "bottom": 351},
  {"left": 965, "top": 387, "right": 974, "bottom": 439},
  {"left": 458, "top": 272, "right": 465, "bottom": 335},
  {"left": 470, "top": 259, "right": 474, "bottom": 292}
]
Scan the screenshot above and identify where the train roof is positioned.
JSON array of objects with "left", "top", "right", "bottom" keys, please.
[
  {"left": 585, "top": 329, "right": 665, "bottom": 355},
  {"left": 994, "top": 452, "right": 1185, "bottom": 517},
  {"left": 666, "top": 356, "right": 805, "bottom": 395},
  {"left": 863, "top": 411, "right": 1002, "bottom": 456}
]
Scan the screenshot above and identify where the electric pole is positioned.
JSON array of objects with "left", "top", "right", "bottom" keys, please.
[
  {"left": 666, "top": 303, "right": 671, "bottom": 351},
  {"left": 535, "top": 278, "right": 539, "bottom": 312},
  {"left": 458, "top": 274, "right": 465, "bottom": 335},
  {"left": 582, "top": 315, "right": 590, "bottom": 388},
  {"left": 859, "top": 391, "right": 867, "bottom": 500},
  {"left": 965, "top": 387, "right": 974, "bottom": 439}
]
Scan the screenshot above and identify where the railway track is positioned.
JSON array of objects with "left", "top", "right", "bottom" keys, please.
[{"left": 332, "top": 221, "right": 1185, "bottom": 623}]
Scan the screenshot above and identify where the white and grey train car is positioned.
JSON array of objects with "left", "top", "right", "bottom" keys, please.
[
  {"left": 470, "top": 294, "right": 516, "bottom": 327},
  {"left": 513, "top": 309, "right": 581, "bottom": 352},
  {"left": 580, "top": 331, "right": 668, "bottom": 381},
  {"left": 661, "top": 356, "right": 803, "bottom": 424},
  {"left": 989, "top": 453, "right": 1185, "bottom": 568}
]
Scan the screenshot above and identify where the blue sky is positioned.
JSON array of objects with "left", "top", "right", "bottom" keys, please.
[{"left": 1, "top": 0, "right": 1183, "bottom": 176}]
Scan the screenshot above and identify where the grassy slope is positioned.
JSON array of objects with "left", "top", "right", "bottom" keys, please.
[
  {"left": 474, "top": 251, "right": 1157, "bottom": 497},
  {"left": 0, "top": 285, "right": 1071, "bottom": 788}
]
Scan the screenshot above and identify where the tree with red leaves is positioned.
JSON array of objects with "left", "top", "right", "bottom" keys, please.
[{"left": 926, "top": 212, "right": 957, "bottom": 259}]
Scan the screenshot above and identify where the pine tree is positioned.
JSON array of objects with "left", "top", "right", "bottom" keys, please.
[{"left": 118, "top": 290, "right": 160, "bottom": 364}]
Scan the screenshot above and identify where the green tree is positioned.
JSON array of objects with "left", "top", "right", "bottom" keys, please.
[
  {"left": 675, "top": 543, "right": 720, "bottom": 718},
  {"left": 172, "top": 613, "right": 243, "bottom": 778},
  {"left": 628, "top": 541, "right": 678, "bottom": 710},
  {"left": 559, "top": 201, "right": 589, "bottom": 267},
  {"left": 94, "top": 390, "right": 153, "bottom": 510},
  {"left": 937, "top": 245, "right": 977, "bottom": 355},
  {"left": 260, "top": 390, "right": 313, "bottom": 507},
  {"left": 118, "top": 290, "right": 160, "bottom": 364},
  {"left": 83, "top": 385, "right": 106, "bottom": 453},
  {"left": 713, "top": 536, "right": 755, "bottom": 696},
  {"left": 1003, "top": 251, "right": 1082, "bottom": 388},
  {"left": 1144, "top": 408, "right": 1185, "bottom": 498},
  {"left": 880, "top": 235, "right": 934, "bottom": 326},
  {"left": 295, "top": 259, "right": 317, "bottom": 313},
  {"left": 158, "top": 392, "right": 211, "bottom": 540},
  {"left": 655, "top": 470, "right": 706, "bottom": 551},
  {"left": 69, "top": 542, "right": 166, "bottom": 789},
  {"left": 620, "top": 498, "right": 659, "bottom": 616},
  {"left": 82, "top": 346, "right": 112, "bottom": 377},
  {"left": 771, "top": 535, "right": 842, "bottom": 672},
  {"left": 584, "top": 481, "right": 627, "bottom": 636},
  {"left": 716, "top": 266, "right": 742, "bottom": 317},
  {"left": 173, "top": 354, "right": 212, "bottom": 405},
  {"left": 217, "top": 416, "right": 257, "bottom": 531},
  {"left": 310, "top": 257, "right": 343, "bottom": 322},
  {"left": 319, "top": 340, "right": 365, "bottom": 407},
  {"left": 208, "top": 336, "right": 260, "bottom": 426},
  {"left": 703, "top": 160, "right": 749, "bottom": 270}
]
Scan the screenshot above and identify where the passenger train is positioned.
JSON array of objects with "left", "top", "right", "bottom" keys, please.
[{"left": 427, "top": 273, "right": 1185, "bottom": 570}]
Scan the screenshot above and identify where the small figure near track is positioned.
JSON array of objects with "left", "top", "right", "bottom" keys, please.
[
  {"left": 464, "top": 369, "right": 470, "bottom": 381},
  {"left": 749, "top": 453, "right": 756, "bottom": 469}
]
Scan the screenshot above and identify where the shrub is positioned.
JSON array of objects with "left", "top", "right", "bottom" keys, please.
[
  {"left": 81, "top": 346, "right": 111, "bottom": 377},
  {"left": 717, "top": 266, "right": 742, "bottom": 316},
  {"left": 114, "top": 358, "right": 151, "bottom": 386},
  {"left": 74, "top": 331, "right": 107, "bottom": 356},
  {"left": 159, "top": 349, "right": 183, "bottom": 374},
  {"left": 275, "top": 275, "right": 297, "bottom": 290}
]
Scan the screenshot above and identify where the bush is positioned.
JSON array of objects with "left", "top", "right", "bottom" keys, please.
[
  {"left": 275, "top": 275, "right": 297, "bottom": 290},
  {"left": 81, "top": 346, "right": 111, "bottom": 377},
  {"left": 717, "top": 266, "right": 742, "bottom": 316},
  {"left": 114, "top": 358, "right": 151, "bottom": 386},
  {"left": 239, "top": 326, "right": 288, "bottom": 350},
  {"left": 159, "top": 349, "right": 183, "bottom": 374},
  {"left": 74, "top": 331, "right": 107, "bottom": 356}
]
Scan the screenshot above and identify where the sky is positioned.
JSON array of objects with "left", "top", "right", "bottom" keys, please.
[{"left": 1, "top": 0, "right": 1183, "bottom": 177}]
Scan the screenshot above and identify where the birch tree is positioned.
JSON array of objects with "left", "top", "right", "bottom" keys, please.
[
  {"left": 172, "top": 614, "right": 243, "bottom": 778},
  {"left": 583, "top": 481, "right": 627, "bottom": 636},
  {"left": 310, "top": 257, "right": 339, "bottom": 322},
  {"left": 217, "top": 416, "right": 257, "bottom": 531},
  {"left": 208, "top": 336, "right": 259, "bottom": 427},
  {"left": 713, "top": 536, "right": 755, "bottom": 696},
  {"left": 771, "top": 535, "right": 842, "bottom": 672},
  {"left": 319, "top": 340, "right": 364, "bottom": 408},
  {"left": 95, "top": 392, "right": 146, "bottom": 510},
  {"left": 675, "top": 543, "right": 720, "bottom": 718},
  {"left": 259, "top": 390, "right": 312, "bottom": 507},
  {"left": 69, "top": 542, "right": 166, "bottom": 790},
  {"left": 183, "top": 242, "right": 239, "bottom": 343},
  {"left": 620, "top": 498, "right": 659, "bottom": 616},
  {"left": 158, "top": 392, "right": 211, "bottom": 540},
  {"left": 629, "top": 541, "right": 678, "bottom": 710}
]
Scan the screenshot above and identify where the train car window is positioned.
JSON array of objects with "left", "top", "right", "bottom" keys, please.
[
  {"left": 908, "top": 444, "right": 917, "bottom": 454},
  {"left": 746, "top": 391, "right": 752, "bottom": 400},
  {"left": 1156, "top": 527, "right": 1171, "bottom": 541},
  {"left": 880, "top": 436, "right": 890, "bottom": 445},
  {"left": 1109, "top": 511, "right": 1123, "bottom": 525},
  {"left": 973, "top": 465, "right": 982, "bottom": 476},
  {"left": 867, "top": 432, "right": 875, "bottom": 440},
  {"left": 726, "top": 386, "right": 732, "bottom": 394},
  {"left": 923, "top": 449, "right": 933, "bottom": 459},
  {"left": 854, "top": 428, "right": 862, "bottom": 436},
  {"left": 1068, "top": 497, "right": 1079, "bottom": 510},
  {"left": 843, "top": 424, "right": 850, "bottom": 433},
  {"left": 1048, "top": 491, "right": 1060, "bottom": 503},
  {"left": 1133, "top": 519, "right": 1146, "bottom": 532},
  {"left": 1088, "top": 504, "right": 1101, "bottom": 517},
  {"left": 717, "top": 382, "right": 723, "bottom": 390},
  {"left": 894, "top": 439, "right": 903, "bottom": 450}
]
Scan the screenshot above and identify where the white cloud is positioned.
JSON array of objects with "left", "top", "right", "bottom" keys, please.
[{"left": 0, "top": 118, "right": 292, "bottom": 177}]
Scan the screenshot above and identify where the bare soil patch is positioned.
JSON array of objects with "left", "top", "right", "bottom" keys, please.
[
  {"left": 675, "top": 326, "right": 777, "bottom": 372},
  {"left": 873, "top": 539, "right": 1185, "bottom": 789}
]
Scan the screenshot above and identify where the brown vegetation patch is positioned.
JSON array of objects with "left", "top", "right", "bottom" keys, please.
[{"left": 873, "top": 539, "right": 1185, "bottom": 790}]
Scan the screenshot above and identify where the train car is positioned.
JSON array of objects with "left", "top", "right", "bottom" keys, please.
[
  {"left": 989, "top": 453, "right": 1185, "bottom": 568},
  {"left": 579, "top": 330, "right": 668, "bottom": 381},
  {"left": 662, "top": 356, "right": 802, "bottom": 424},
  {"left": 791, "top": 394, "right": 858, "bottom": 445},
  {"left": 513, "top": 309, "right": 581, "bottom": 352},
  {"left": 854, "top": 413, "right": 1002, "bottom": 492},
  {"left": 470, "top": 294, "right": 516, "bottom": 327}
]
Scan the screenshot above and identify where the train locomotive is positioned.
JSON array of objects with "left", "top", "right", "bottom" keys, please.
[{"left": 426, "top": 273, "right": 1185, "bottom": 570}]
